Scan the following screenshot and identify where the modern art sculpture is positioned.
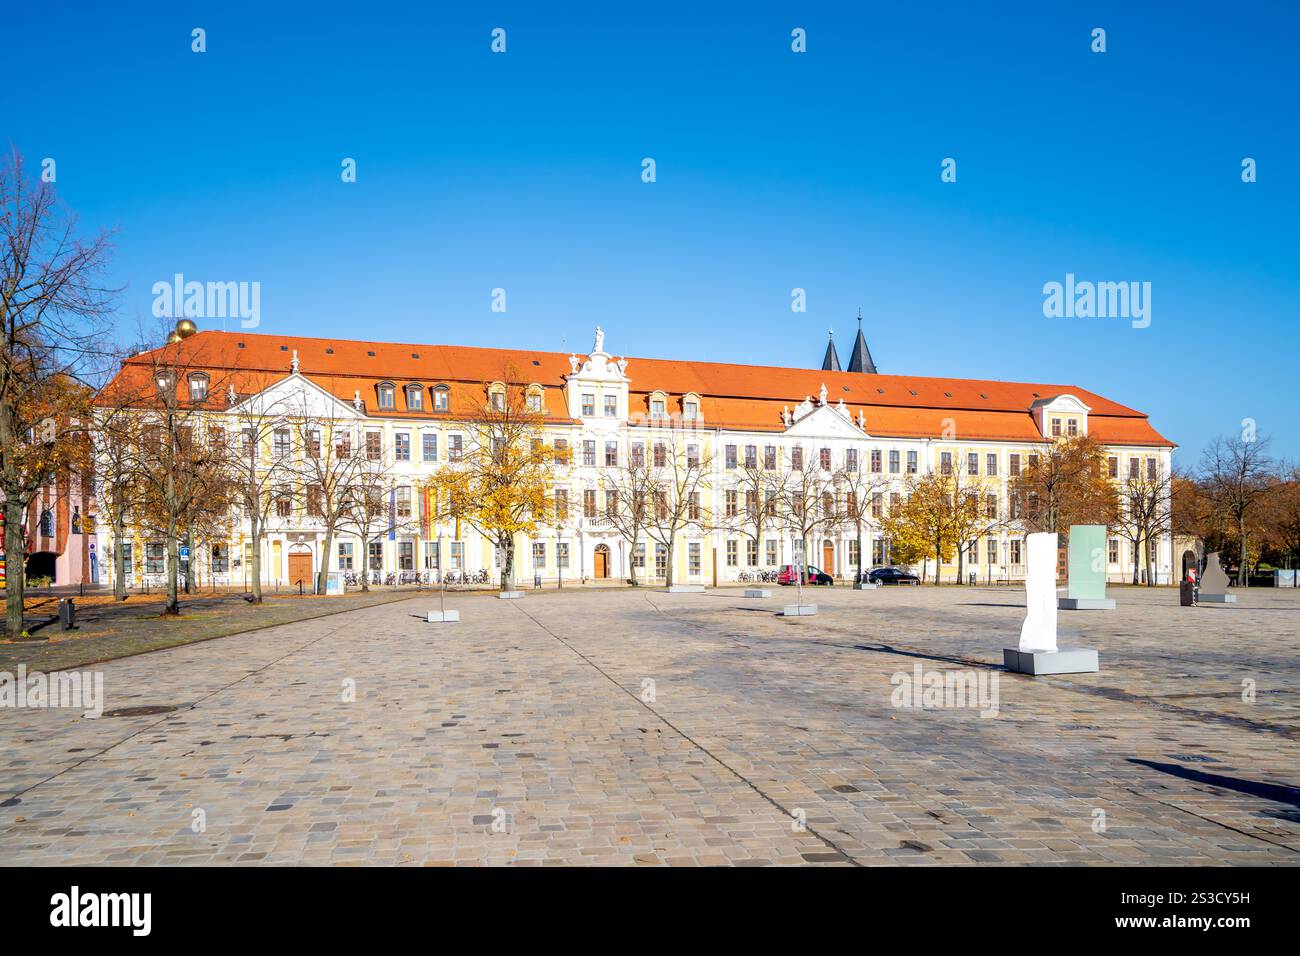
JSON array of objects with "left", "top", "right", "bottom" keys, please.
[
  {"left": 1003, "top": 532, "right": 1099, "bottom": 675},
  {"left": 1058, "top": 524, "right": 1116, "bottom": 610},
  {"left": 1198, "top": 552, "right": 1237, "bottom": 603}
]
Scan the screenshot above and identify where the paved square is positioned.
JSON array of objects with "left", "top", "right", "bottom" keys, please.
[{"left": 2, "top": 585, "right": 1298, "bottom": 865}]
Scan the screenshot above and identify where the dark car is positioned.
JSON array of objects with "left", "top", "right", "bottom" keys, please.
[
  {"left": 866, "top": 566, "right": 921, "bottom": 586},
  {"left": 777, "top": 564, "right": 834, "bottom": 586}
]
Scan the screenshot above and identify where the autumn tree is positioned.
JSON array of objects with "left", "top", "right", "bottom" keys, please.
[
  {"left": 1200, "top": 433, "right": 1274, "bottom": 586},
  {"left": 0, "top": 149, "right": 116, "bottom": 635},
  {"left": 881, "top": 470, "right": 960, "bottom": 585},
  {"left": 426, "top": 371, "right": 552, "bottom": 591},
  {"left": 1011, "top": 434, "right": 1118, "bottom": 536}
]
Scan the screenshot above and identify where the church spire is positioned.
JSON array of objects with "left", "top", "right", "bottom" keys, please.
[
  {"left": 846, "top": 309, "right": 877, "bottom": 374},
  {"left": 820, "top": 328, "right": 841, "bottom": 371}
]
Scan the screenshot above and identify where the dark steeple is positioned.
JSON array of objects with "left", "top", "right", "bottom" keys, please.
[
  {"left": 820, "top": 328, "right": 841, "bottom": 371},
  {"left": 846, "top": 309, "right": 877, "bottom": 374}
]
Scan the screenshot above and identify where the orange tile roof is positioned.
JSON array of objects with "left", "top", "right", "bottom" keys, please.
[{"left": 112, "top": 330, "right": 1174, "bottom": 447}]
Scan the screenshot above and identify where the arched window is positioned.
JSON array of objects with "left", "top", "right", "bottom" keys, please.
[
  {"left": 404, "top": 384, "right": 424, "bottom": 411},
  {"left": 432, "top": 384, "right": 450, "bottom": 412},
  {"left": 187, "top": 372, "right": 209, "bottom": 401},
  {"left": 681, "top": 392, "right": 701, "bottom": 420},
  {"left": 487, "top": 381, "right": 507, "bottom": 412},
  {"left": 525, "top": 384, "right": 545, "bottom": 414},
  {"left": 375, "top": 382, "right": 396, "bottom": 410},
  {"left": 39, "top": 508, "right": 53, "bottom": 537}
]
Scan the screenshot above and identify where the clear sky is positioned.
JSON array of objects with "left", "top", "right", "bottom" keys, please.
[{"left": 5, "top": 1, "right": 1297, "bottom": 464}]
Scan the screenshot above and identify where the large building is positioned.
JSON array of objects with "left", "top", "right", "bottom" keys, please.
[{"left": 96, "top": 324, "right": 1175, "bottom": 589}]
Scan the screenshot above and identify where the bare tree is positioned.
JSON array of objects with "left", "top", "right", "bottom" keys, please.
[
  {"left": 833, "top": 459, "right": 890, "bottom": 584},
  {"left": 1200, "top": 433, "right": 1274, "bottom": 586},
  {"left": 601, "top": 439, "right": 655, "bottom": 586},
  {"left": 292, "top": 407, "right": 366, "bottom": 595},
  {"left": 0, "top": 149, "right": 117, "bottom": 635},
  {"left": 774, "top": 448, "right": 838, "bottom": 584},
  {"left": 1113, "top": 468, "right": 1172, "bottom": 586},
  {"left": 639, "top": 423, "right": 712, "bottom": 587},
  {"left": 337, "top": 453, "right": 406, "bottom": 591}
]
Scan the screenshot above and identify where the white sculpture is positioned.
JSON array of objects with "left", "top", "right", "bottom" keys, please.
[
  {"left": 291, "top": 349, "right": 299, "bottom": 374},
  {"left": 593, "top": 326, "right": 604, "bottom": 353},
  {"left": 836, "top": 398, "right": 847, "bottom": 415},
  {"left": 568, "top": 353, "right": 579, "bottom": 373},
  {"left": 227, "top": 384, "right": 237, "bottom": 406},
  {"left": 1019, "top": 532, "right": 1059, "bottom": 653},
  {"left": 353, "top": 389, "right": 362, "bottom": 410},
  {"left": 617, "top": 357, "right": 628, "bottom": 375},
  {"left": 857, "top": 409, "right": 866, "bottom": 430},
  {"left": 781, "top": 406, "right": 790, "bottom": 426},
  {"left": 818, "top": 383, "right": 828, "bottom": 406}
]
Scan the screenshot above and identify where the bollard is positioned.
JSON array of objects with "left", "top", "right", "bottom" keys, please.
[{"left": 58, "top": 598, "right": 76, "bottom": 631}]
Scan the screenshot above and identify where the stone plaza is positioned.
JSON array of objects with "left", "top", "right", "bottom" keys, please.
[{"left": 2, "top": 585, "right": 1297, "bottom": 866}]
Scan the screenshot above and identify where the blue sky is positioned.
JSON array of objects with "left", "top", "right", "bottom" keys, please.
[{"left": 5, "top": 1, "right": 1297, "bottom": 463}]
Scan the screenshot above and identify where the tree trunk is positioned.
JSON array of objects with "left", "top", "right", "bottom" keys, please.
[
  {"left": 5, "top": 497, "right": 27, "bottom": 636},
  {"left": 1238, "top": 516, "right": 1248, "bottom": 587},
  {"left": 1132, "top": 543, "right": 1140, "bottom": 586},
  {"left": 500, "top": 536, "right": 515, "bottom": 591},
  {"left": 317, "top": 526, "right": 334, "bottom": 595},
  {"left": 359, "top": 535, "right": 370, "bottom": 591},
  {"left": 164, "top": 516, "right": 180, "bottom": 615},
  {"left": 112, "top": 518, "right": 128, "bottom": 601},
  {"left": 957, "top": 546, "right": 965, "bottom": 585},
  {"left": 627, "top": 532, "right": 639, "bottom": 586},
  {"left": 664, "top": 538, "right": 675, "bottom": 588},
  {"left": 249, "top": 520, "right": 263, "bottom": 603},
  {"left": 933, "top": 537, "right": 943, "bottom": 585}
]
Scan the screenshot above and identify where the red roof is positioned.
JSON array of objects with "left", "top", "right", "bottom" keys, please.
[{"left": 112, "top": 330, "right": 1174, "bottom": 447}]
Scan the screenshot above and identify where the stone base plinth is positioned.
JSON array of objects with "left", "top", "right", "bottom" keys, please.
[
  {"left": 426, "top": 610, "right": 459, "bottom": 623},
  {"left": 744, "top": 588, "right": 772, "bottom": 598},
  {"left": 1058, "top": 597, "right": 1116, "bottom": 610},
  {"left": 853, "top": 582, "right": 878, "bottom": 590},
  {"left": 1003, "top": 646, "right": 1099, "bottom": 675},
  {"left": 666, "top": 584, "right": 705, "bottom": 593},
  {"left": 1201, "top": 593, "right": 1237, "bottom": 603},
  {"left": 783, "top": 604, "right": 818, "bottom": 617},
  {"left": 497, "top": 591, "right": 524, "bottom": 600}
]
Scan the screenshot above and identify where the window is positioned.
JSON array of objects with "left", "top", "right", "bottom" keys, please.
[
  {"left": 394, "top": 433, "right": 411, "bottom": 461},
  {"left": 792, "top": 446, "right": 804, "bottom": 471},
  {"left": 605, "top": 489, "right": 617, "bottom": 517},
  {"left": 1108, "top": 539, "right": 1120, "bottom": 564},
  {"left": 1009, "top": 453, "right": 1021, "bottom": 477},
  {"left": 683, "top": 399, "right": 697, "bottom": 420},
  {"left": 377, "top": 383, "right": 396, "bottom": 409},
  {"left": 1129, "top": 458, "right": 1140, "bottom": 480},
  {"left": 273, "top": 427, "right": 291, "bottom": 458},
  {"left": 632, "top": 542, "right": 645, "bottom": 568},
  {"left": 189, "top": 374, "right": 208, "bottom": 401},
  {"left": 654, "top": 442, "right": 667, "bottom": 468},
  {"left": 940, "top": 452, "right": 953, "bottom": 475},
  {"left": 584, "top": 489, "right": 597, "bottom": 518},
  {"left": 490, "top": 390, "right": 505, "bottom": 411},
  {"left": 631, "top": 443, "right": 644, "bottom": 468},
  {"left": 889, "top": 450, "right": 900, "bottom": 474},
  {"left": 849, "top": 540, "right": 860, "bottom": 567},
  {"left": 275, "top": 487, "right": 293, "bottom": 517},
  {"left": 764, "top": 445, "right": 776, "bottom": 470},
  {"left": 846, "top": 491, "right": 858, "bottom": 519},
  {"left": 745, "top": 490, "right": 758, "bottom": 518},
  {"left": 526, "top": 392, "right": 543, "bottom": 413},
  {"left": 1107, "top": 456, "right": 1118, "bottom": 478},
  {"left": 654, "top": 544, "right": 667, "bottom": 578},
  {"left": 651, "top": 398, "right": 666, "bottom": 418},
  {"left": 395, "top": 486, "right": 412, "bottom": 518},
  {"left": 687, "top": 444, "right": 699, "bottom": 469},
  {"left": 726, "top": 540, "right": 738, "bottom": 567},
  {"left": 846, "top": 448, "right": 859, "bottom": 472},
  {"left": 424, "top": 541, "right": 440, "bottom": 569},
  {"left": 366, "top": 431, "right": 382, "bottom": 460},
  {"left": 1009, "top": 492, "right": 1022, "bottom": 519},
  {"left": 689, "top": 492, "right": 701, "bottom": 521},
  {"left": 968, "top": 540, "right": 979, "bottom": 565},
  {"left": 532, "top": 541, "right": 546, "bottom": 568},
  {"left": 746, "top": 539, "right": 758, "bottom": 566},
  {"left": 449, "top": 435, "right": 463, "bottom": 461},
  {"left": 307, "top": 485, "right": 323, "bottom": 517},
  {"left": 450, "top": 541, "right": 464, "bottom": 569},
  {"left": 906, "top": 450, "right": 918, "bottom": 474},
  {"left": 335, "top": 431, "right": 352, "bottom": 459},
  {"left": 557, "top": 543, "right": 570, "bottom": 570},
  {"left": 725, "top": 445, "right": 737, "bottom": 469},
  {"left": 1147, "top": 458, "right": 1157, "bottom": 481},
  {"left": 871, "top": 493, "right": 883, "bottom": 519},
  {"left": 890, "top": 492, "right": 901, "bottom": 513},
  {"left": 1051, "top": 417, "right": 1061, "bottom": 437},
  {"left": 1067, "top": 418, "right": 1079, "bottom": 437},
  {"left": 120, "top": 542, "right": 133, "bottom": 576},
  {"left": 335, "top": 541, "right": 353, "bottom": 570},
  {"left": 743, "top": 445, "right": 757, "bottom": 469},
  {"left": 654, "top": 489, "right": 668, "bottom": 520},
  {"left": 553, "top": 439, "right": 570, "bottom": 464},
  {"left": 1010, "top": 539, "right": 1022, "bottom": 565},
  {"left": 967, "top": 452, "right": 979, "bottom": 476},
  {"left": 819, "top": 447, "right": 831, "bottom": 471},
  {"left": 433, "top": 387, "right": 449, "bottom": 412},
  {"left": 604, "top": 395, "right": 618, "bottom": 417},
  {"left": 422, "top": 433, "right": 438, "bottom": 462},
  {"left": 766, "top": 540, "right": 778, "bottom": 566},
  {"left": 39, "top": 508, "right": 53, "bottom": 537},
  {"left": 870, "top": 449, "right": 882, "bottom": 473},
  {"left": 726, "top": 490, "right": 738, "bottom": 517},
  {"left": 368, "top": 541, "right": 384, "bottom": 570},
  {"left": 987, "top": 538, "right": 998, "bottom": 565},
  {"left": 553, "top": 488, "right": 569, "bottom": 521},
  {"left": 406, "top": 386, "right": 423, "bottom": 410},
  {"left": 583, "top": 440, "right": 596, "bottom": 466},
  {"left": 986, "top": 453, "right": 998, "bottom": 476},
  {"left": 689, "top": 542, "right": 702, "bottom": 575},
  {"left": 823, "top": 492, "right": 836, "bottom": 517},
  {"left": 986, "top": 493, "right": 998, "bottom": 518},
  {"left": 146, "top": 542, "right": 165, "bottom": 574},
  {"left": 398, "top": 541, "right": 414, "bottom": 570},
  {"left": 605, "top": 442, "right": 618, "bottom": 467}
]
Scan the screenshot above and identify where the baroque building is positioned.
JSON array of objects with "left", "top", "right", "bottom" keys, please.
[{"left": 95, "top": 324, "right": 1175, "bottom": 589}]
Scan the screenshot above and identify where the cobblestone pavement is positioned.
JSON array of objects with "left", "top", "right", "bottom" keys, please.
[{"left": 2, "top": 585, "right": 1297, "bottom": 865}]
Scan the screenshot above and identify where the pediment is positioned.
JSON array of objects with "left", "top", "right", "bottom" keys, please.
[
  {"left": 783, "top": 403, "right": 867, "bottom": 439},
  {"left": 230, "top": 373, "right": 364, "bottom": 420}
]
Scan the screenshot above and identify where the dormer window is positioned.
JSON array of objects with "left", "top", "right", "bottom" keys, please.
[
  {"left": 376, "top": 382, "right": 396, "bottom": 410},
  {"left": 155, "top": 372, "right": 175, "bottom": 397},
  {"left": 188, "top": 373, "right": 209, "bottom": 401},
  {"left": 649, "top": 391, "right": 668, "bottom": 419},
  {"left": 487, "top": 382, "right": 507, "bottom": 412},
  {"left": 433, "top": 385, "right": 449, "bottom": 411},
  {"left": 525, "top": 385, "right": 545, "bottom": 414},
  {"left": 682, "top": 392, "right": 701, "bottom": 421},
  {"left": 405, "top": 385, "right": 423, "bottom": 411}
]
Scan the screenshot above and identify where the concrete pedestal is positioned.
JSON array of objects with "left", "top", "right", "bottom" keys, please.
[
  {"left": 426, "top": 610, "right": 460, "bottom": 623},
  {"left": 1058, "top": 597, "right": 1116, "bottom": 610},
  {"left": 1201, "top": 593, "right": 1237, "bottom": 603},
  {"left": 497, "top": 591, "right": 524, "bottom": 600},
  {"left": 666, "top": 584, "right": 705, "bottom": 593},
  {"left": 1003, "top": 646, "right": 1099, "bottom": 675},
  {"left": 744, "top": 588, "right": 772, "bottom": 598},
  {"left": 783, "top": 604, "right": 818, "bottom": 617}
]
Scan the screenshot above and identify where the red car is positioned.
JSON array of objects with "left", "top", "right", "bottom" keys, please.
[{"left": 777, "top": 564, "right": 834, "bottom": 586}]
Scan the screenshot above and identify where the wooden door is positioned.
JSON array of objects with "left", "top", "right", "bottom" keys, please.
[
  {"left": 594, "top": 547, "right": 608, "bottom": 578},
  {"left": 822, "top": 542, "right": 834, "bottom": 575},
  {"left": 288, "top": 552, "right": 312, "bottom": 588}
]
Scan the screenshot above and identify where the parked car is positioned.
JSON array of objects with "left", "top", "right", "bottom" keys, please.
[
  {"left": 777, "top": 564, "right": 834, "bottom": 586},
  {"left": 865, "top": 566, "right": 921, "bottom": 586}
]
